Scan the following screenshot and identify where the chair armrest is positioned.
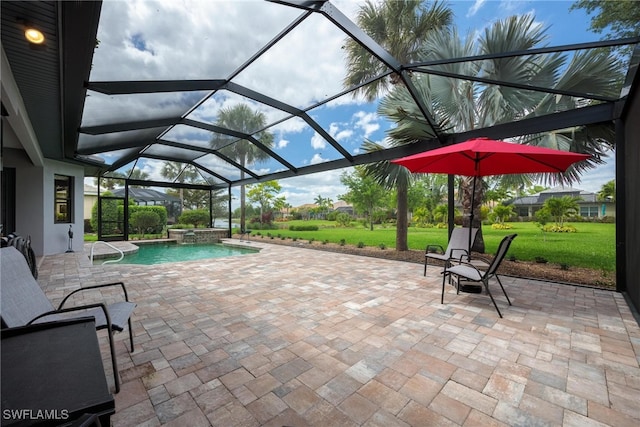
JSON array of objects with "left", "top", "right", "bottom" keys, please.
[
  {"left": 27, "top": 303, "right": 113, "bottom": 333},
  {"left": 58, "top": 281, "right": 130, "bottom": 309},
  {"left": 426, "top": 244, "right": 445, "bottom": 255},
  {"left": 449, "top": 249, "right": 470, "bottom": 263}
]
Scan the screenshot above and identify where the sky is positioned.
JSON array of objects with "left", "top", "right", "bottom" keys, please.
[{"left": 85, "top": 0, "right": 620, "bottom": 209}]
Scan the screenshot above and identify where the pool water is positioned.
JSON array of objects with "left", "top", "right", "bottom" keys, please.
[{"left": 99, "top": 243, "right": 258, "bottom": 265}]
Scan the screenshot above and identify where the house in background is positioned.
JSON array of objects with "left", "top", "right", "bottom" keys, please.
[
  {"left": 508, "top": 186, "right": 615, "bottom": 219},
  {"left": 84, "top": 184, "right": 98, "bottom": 220}
]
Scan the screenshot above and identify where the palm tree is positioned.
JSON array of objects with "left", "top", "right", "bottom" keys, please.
[
  {"left": 344, "top": 0, "right": 452, "bottom": 251},
  {"left": 211, "top": 104, "right": 274, "bottom": 231},
  {"left": 597, "top": 180, "right": 615, "bottom": 202},
  {"left": 160, "top": 161, "right": 198, "bottom": 210},
  {"left": 379, "top": 14, "right": 622, "bottom": 252},
  {"left": 343, "top": 0, "right": 452, "bottom": 101},
  {"left": 126, "top": 168, "right": 150, "bottom": 186}
]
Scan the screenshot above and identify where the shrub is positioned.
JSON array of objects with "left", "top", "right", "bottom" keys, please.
[
  {"left": 130, "top": 210, "right": 161, "bottom": 235},
  {"left": 129, "top": 205, "right": 167, "bottom": 233},
  {"left": 542, "top": 224, "right": 577, "bottom": 233},
  {"left": 335, "top": 213, "right": 352, "bottom": 227},
  {"left": 357, "top": 241, "right": 365, "bottom": 248},
  {"left": 339, "top": 239, "right": 346, "bottom": 246},
  {"left": 289, "top": 225, "right": 319, "bottom": 231},
  {"left": 169, "top": 223, "right": 194, "bottom": 229},
  {"left": 491, "top": 223, "right": 513, "bottom": 230},
  {"left": 326, "top": 211, "right": 338, "bottom": 221},
  {"left": 378, "top": 243, "right": 386, "bottom": 250},
  {"left": 178, "top": 209, "right": 209, "bottom": 228}
]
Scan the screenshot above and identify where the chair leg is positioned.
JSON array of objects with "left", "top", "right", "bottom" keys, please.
[
  {"left": 495, "top": 275, "right": 512, "bottom": 306},
  {"left": 441, "top": 269, "right": 447, "bottom": 304},
  {"left": 424, "top": 258, "right": 428, "bottom": 276},
  {"left": 128, "top": 318, "right": 135, "bottom": 352},
  {"left": 482, "top": 279, "right": 503, "bottom": 318},
  {"left": 106, "top": 329, "right": 120, "bottom": 393}
]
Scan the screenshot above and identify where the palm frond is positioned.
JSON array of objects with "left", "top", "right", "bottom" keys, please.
[{"left": 360, "top": 139, "right": 412, "bottom": 190}]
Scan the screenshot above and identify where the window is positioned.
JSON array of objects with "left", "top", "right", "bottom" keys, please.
[
  {"left": 55, "top": 175, "right": 73, "bottom": 223},
  {"left": 580, "top": 206, "right": 598, "bottom": 217}
]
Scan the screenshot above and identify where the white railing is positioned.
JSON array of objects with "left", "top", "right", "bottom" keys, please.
[{"left": 90, "top": 241, "right": 125, "bottom": 265}]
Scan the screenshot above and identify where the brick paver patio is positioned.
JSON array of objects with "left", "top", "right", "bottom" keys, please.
[{"left": 34, "top": 240, "right": 640, "bottom": 426}]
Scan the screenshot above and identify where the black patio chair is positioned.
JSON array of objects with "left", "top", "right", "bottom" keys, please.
[
  {"left": 441, "top": 234, "right": 517, "bottom": 318},
  {"left": 424, "top": 227, "right": 478, "bottom": 276},
  {"left": 0, "top": 246, "right": 136, "bottom": 393}
]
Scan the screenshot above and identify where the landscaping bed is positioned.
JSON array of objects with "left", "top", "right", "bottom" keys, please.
[{"left": 238, "top": 235, "right": 616, "bottom": 290}]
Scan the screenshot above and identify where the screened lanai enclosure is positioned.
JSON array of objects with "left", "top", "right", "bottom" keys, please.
[{"left": 1, "top": 1, "right": 639, "bottom": 310}]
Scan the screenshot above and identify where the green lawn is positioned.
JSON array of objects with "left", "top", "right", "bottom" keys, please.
[{"left": 246, "top": 220, "right": 615, "bottom": 272}]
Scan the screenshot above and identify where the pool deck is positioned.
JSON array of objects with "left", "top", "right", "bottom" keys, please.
[{"left": 35, "top": 239, "right": 640, "bottom": 426}]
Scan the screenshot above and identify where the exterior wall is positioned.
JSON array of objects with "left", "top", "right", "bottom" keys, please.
[
  {"left": 43, "top": 159, "right": 85, "bottom": 255},
  {"left": 3, "top": 149, "right": 85, "bottom": 256},
  {"left": 3, "top": 148, "right": 44, "bottom": 255}
]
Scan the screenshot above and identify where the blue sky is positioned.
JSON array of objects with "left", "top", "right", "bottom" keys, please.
[{"left": 85, "top": 0, "right": 618, "bottom": 208}]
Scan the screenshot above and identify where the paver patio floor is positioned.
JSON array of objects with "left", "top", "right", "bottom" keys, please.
[{"left": 35, "top": 240, "right": 640, "bottom": 426}]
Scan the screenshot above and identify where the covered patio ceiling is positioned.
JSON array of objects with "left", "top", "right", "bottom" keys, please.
[{"left": 2, "top": 0, "right": 639, "bottom": 191}]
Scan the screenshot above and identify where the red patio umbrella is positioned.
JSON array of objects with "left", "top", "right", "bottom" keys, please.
[{"left": 391, "top": 137, "right": 590, "bottom": 252}]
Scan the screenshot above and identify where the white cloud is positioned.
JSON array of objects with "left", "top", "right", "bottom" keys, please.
[
  {"left": 278, "top": 168, "right": 353, "bottom": 207},
  {"left": 311, "top": 133, "right": 327, "bottom": 150},
  {"left": 574, "top": 159, "right": 616, "bottom": 193},
  {"left": 329, "top": 122, "right": 353, "bottom": 141},
  {"left": 353, "top": 111, "right": 380, "bottom": 139},
  {"left": 310, "top": 153, "right": 327, "bottom": 164},
  {"left": 277, "top": 139, "right": 289, "bottom": 149},
  {"left": 467, "top": 0, "right": 486, "bottom": 17}
]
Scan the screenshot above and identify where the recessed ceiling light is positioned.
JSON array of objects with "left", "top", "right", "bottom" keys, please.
[{"left": 24, "top": 27, "right": 45, "bottom": 44}]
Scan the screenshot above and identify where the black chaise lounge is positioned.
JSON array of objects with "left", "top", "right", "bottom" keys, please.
[
  {"left": 441, "top": 234, "right": 517, "bottom": 318},
  {"left": 0, "top": 246, "right": 136, "bottom": 393}
]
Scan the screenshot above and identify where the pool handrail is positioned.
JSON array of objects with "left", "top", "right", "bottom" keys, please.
[{"left": 90, "top": 241, "right": 124, "bottom": 265}]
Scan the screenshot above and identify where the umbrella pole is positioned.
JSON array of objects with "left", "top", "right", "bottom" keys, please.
[{"left": 468, "top": 176, "right": 477, "bottom": 257}]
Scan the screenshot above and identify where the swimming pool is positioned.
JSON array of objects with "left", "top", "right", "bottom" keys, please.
[{"left": 97, "top": 243, "right": 259, "bottom": 265}]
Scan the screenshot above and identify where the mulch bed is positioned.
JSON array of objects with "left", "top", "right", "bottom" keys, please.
[{"left": 238, "top": 235, "right": 616, "bottom": 290}]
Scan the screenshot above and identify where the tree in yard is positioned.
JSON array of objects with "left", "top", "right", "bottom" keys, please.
[
  {"left": 597, "top": 180, "right": 615, "bottom": 202},
  {"left": 247, "top": 181, "right": 281, "bottom": 224},
  {"left": 534, "top": 208, "right": 552, "bottom": 241},
  {"left": 339, "top": 167, "right": 390, "bottom": 231},
  {"left": 432, "top": 204, "right": 457, "bottom": 224},
  {"left": 543, "top": 196, "right": 581, "bottom": 227},
  {"left": 272, "top": 196, "right": 287, "bottom": 221},
  {"left": 313, "top": 195, "right": 334, "bottom": 220},
  {"left": 211, "top": 104, "right": 274, "bottom": 231},
  {"left": 570, "top": 0, "right": 640, "bottom": 56},
  {"left": 490, "top": 204, "right": 515, "bottom": 225},
  {"left": 343, "top": 0, "right": 453, "bottom": 252},
  {"left": 95, "top": 172, "right": 125, "bottom": 190},
  {"left": 378, "top": 13, "right": 622, "bottom": 252},
  {"left": 160, "top": 162, "right": 199, "bottom": 210}
]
